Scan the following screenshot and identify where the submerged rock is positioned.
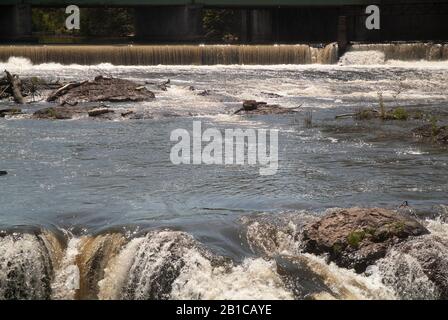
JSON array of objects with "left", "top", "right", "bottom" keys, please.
[
  {"left": 88, "top": 108, "right": 114, "bottom": 117},
  {"left": 0, "top": 108, "right": 22, "bottom": 118},
  {"left": 235, "top": 100, "right": 296, "bottom": 115},
  {"left": 33, "top": 106, "right": 91, "bottom": 120},
  {"left": 412, "top": 124, "right": 448, "bottom": 145},
  {"left": 301, "top": 208, "right": 429, "bottom": 273}
]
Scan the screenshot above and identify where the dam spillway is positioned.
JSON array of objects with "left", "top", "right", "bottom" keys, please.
[
  {"left": 1, "top": 43, "right": 448, "bottom": 65},
  {"left": 0, "top": 44, "right": 340, "bottom": 65}
]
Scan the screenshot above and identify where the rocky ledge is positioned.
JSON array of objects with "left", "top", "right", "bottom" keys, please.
[
  {"left": 47, "top": 76, "right": 155, "bottom": 105},
  {"left": 301, "top": 207, "right": 429, "bottom": 273}
]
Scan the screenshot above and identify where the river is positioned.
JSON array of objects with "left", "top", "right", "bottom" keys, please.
[{"left": 0, "top": 51, "right": 447, "bottom": 300}]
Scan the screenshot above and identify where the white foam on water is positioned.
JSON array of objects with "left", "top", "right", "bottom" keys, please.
[
  {"left": 425, "top": 217, "right": 448, "bottom": 240},
  {"left": 51, "top": 237, "right": 82, "bottom": 300},
  {"left": 299, "top": 253, "right": 396, "bottom": 300},
  {"left": 171, "top": 253, "right": 294, "bottom": 300},
  {"left": 0, "top": 233, "right": 53, "bottom": 299},
  {"left": 98, "top": 230, "right": 293, "bottom": 300},
  {"left": 339, "top": 51, "right": 386, "bottom": 66}
]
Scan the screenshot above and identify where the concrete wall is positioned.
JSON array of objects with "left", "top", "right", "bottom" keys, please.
[
  {"left": 345, "top": 3, "right": 448, "bottom": 42},
  {"left": 0, "top": 5, "right": 32, "bottom": 41},
  {"left": 134, "top": 5, "right": 203, "bottom": 42}
]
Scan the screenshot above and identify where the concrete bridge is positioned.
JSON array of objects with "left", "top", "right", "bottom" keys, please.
[{"left": 1, "top": 1, "right": 448, "bottom": 45}]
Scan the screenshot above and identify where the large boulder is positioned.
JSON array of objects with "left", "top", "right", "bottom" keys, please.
[{"left": 301, "top": 208, "right": 429, "bottom": 273}]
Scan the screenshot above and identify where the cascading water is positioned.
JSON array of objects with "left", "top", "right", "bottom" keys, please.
[
  {"left": 350, "top": 43, "right": 448, "bottom": 61},
  {"left": 1, "top": 213, "right": 447, "bottom": 300},
  {"left": 1, "top": 44, "right": 448, "bottom": 300},
  {"left": 0, "top": 44, "right": 338, "bottom": 65},
  {"left": 1, "top": 43, "right": 447, "bottom": 66}
]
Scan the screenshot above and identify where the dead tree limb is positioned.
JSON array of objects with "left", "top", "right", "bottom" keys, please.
[
  {"left": 335, "top": 113, "right": 357, "bottom": 119},
  {"left": 4, "top": 70, "right": 24, "bottom": 104},
  {"left": 47, "top": 81, "right": 87, "bottom": 102}
]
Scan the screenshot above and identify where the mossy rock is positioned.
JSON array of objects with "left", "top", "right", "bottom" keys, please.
[{"left": 301, "top": 207, "right": 429, "bottom": 273}]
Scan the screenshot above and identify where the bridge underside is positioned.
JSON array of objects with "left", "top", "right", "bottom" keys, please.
[{"left": 1, "top": 2, "right": 448, "bottom": 44}]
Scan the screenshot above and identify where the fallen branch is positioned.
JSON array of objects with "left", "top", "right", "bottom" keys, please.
[
  {"left": 4, "top": 70, "right": 24, "bottom": 104},
  {"left": 47, "top": 81, "right": 87, "bottom": 102},
  {"left": 335, "top": 113, "right": 357, "bottom": 119}
]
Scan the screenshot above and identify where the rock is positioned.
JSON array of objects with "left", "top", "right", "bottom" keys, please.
[
  {"left": 0, "top": 108, "right": 21, "bottom": 117},
  {"left": 243, "top": 100, "right": 265, "bottom": 111},
  {"left": 0, "top": 171, "right": 7, "bottom": 176},
  {"left": 235, "top": 100, "right": 296, "bottom": 115},
  {"left": 412, "top": 124, "right": 448, "bottom": 144},
  {"left": 47, "top": 76, "right": 155, "bottom": 105},
  {"left": 301, "top": 208, "right": 429, "bottom": 273},
  {"left": 378, "top": 235, "right": 448, "bottom": 299},
  {"left": 233, "top": 100, "right": 298, "bottom": 115},
  {"left": 121, "top": 110, "right": 134, "bottom": 117},
  {"left": 88, "top": 108, "right": 114, "bottom": 117},
  {"left": 197, "top": 90, "right": 210, "bottom": 96},
  {"left": 33, "top": 106, "right": 91, "bottom": 120}
]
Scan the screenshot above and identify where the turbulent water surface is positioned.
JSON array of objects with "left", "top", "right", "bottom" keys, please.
[{"left": 0, "top": 52, "right": 448, "bottom": 300}]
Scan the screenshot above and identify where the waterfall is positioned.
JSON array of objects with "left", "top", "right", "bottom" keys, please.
[
  {"left": 350, "top": 43, "right": 448, "bottom": 61},
  {"left": 1, "top": 217, "right": 447, "bottom": 300},
  {"left": 0, "top": 44, "right": 338, "bottom": 66}
]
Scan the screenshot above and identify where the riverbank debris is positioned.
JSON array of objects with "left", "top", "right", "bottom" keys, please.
[
  {"left": 1, "top": 71, "right": 62, "bottom": 104},
  {"left": 47, "top": 76, "right": 155, "bottom": 105}
]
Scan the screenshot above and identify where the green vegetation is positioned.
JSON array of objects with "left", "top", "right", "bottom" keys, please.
[
  {"left": 430, "top": 116, "right": 439, "bottom": 138},
  {"left": 332, "top": 243, "right": 343, "bottom": 254},
  {"left": 391, "top": 107, "right": 409, "bottom": 121},
  {"left": 412, "top": 111, "right": 424, "bottom": 120},
  {"left": 378, "top": 92, "right": 386, "bottom": 120},
  {"left": 32, "top": 7, "right": 241, "bottom": 42},
  {"left": 42, "top": 107, "right": 57, "bottom": 118},
  {"left": 347, "top": 230, "right": 366, "bottom": 248},
  {"left": 203, "top": 9, "right": 241, "bottom": 43},
  {"left": 32, "top": 8, "right": 135, "bottom": 38},
  {"left": 355, "top": 109, "right": 376, "bottom": 120}
]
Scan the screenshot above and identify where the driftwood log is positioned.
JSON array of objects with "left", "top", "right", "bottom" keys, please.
[
  {"left": 4, "top": 70, "right": 24, "bottom": 104},
  {"left": 47, "top": 81, "right": 86, "bottom": 102}
]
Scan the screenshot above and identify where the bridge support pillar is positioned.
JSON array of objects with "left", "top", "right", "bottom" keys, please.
[
  {"left": 242, "top": 9, "right": 273, "bottom": 43},
  {"left": 0, "top": 5, "right": 32, "bottom": 42},
  {"left": 337, "top": 15, "right": 348, "bottom": 56},
  {"left": 135, "top": 6, "right": 203, "bottom": 42}
]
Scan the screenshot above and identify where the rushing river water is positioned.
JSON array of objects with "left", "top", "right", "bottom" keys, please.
[{"left": 0, "top": 52, "right": 448, "bottom": 300}]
